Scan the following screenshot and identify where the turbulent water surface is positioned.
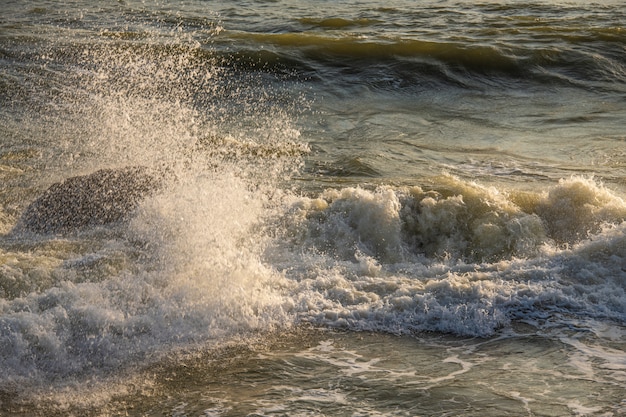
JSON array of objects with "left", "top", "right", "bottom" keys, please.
[{"left": 1, "top": 0, "right": 626, "bottom": 415}]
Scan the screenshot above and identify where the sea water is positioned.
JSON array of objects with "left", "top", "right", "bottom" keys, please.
[{"left": 1, "top": 0, "right": 625, "bottom": 415}]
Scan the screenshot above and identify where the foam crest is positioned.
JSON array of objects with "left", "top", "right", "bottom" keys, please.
[
  {"left": 271, "top": 175, "right": 626, "bottom": 337},
  {"left": 533, "top": 176, "right": 626, "bottom": 244},
  {"left": 283, "top": 176, "right": 626, "bottom": 265},
  {"left": 283, "top": 178, "right": 549, "bottom": 264},
  {"left": 400, "top": 179, "right": 548, "bottom": 261},
  {"left": 287, "top": 187, "right": 404, "bottom": 262}
]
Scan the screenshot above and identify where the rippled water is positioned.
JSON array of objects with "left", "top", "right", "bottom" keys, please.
[{"left": 1, "top": 1, "right": 626, "bottom": 415}]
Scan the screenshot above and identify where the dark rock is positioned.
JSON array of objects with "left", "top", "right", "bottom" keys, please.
[{"left": 15, "top": 167, "right": 160, "bottom": 234}]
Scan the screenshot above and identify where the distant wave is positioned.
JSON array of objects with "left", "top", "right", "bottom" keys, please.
[
  {"left": 298, "top": 17, "right": 382, "bottom": 29},
  {"left": 217, "top": 29, "right": 626, "bottom": 90},
  {"left": 225, "top": 31, "right": 520, "bottom": 69}
]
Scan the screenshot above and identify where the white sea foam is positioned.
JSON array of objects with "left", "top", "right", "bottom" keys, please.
[{"left": 269, "top": 175, "right": 626, "bottom": 338}]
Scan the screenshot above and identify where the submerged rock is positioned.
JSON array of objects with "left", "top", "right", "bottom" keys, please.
[{"left": 15, "top": 167, "right": 160, "bottom": 234}]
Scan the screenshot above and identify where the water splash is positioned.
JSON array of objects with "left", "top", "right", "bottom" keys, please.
[{"left": 0, "top": 13, "right": 304, "bottom": 397}]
